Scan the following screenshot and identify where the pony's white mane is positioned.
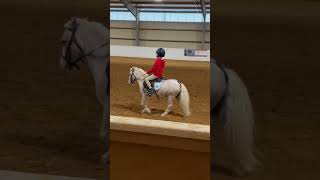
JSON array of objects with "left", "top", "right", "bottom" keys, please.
[
  {"left": 132, "top": 67, "right": 146, "bottom": 78},
  {"left": 133, "top": 67, "right": 145, "bottom": 73}
]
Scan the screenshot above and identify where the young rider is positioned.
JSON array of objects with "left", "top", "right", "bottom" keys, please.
[{"left": 144, "top": 48, "right": 166, "bottom": 96}]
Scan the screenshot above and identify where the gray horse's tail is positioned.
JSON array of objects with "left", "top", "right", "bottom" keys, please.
[
  {"left": 177, "top": 83, "right": 191, "bottom": 117},
  {"left": 217, "top": 69, "right": 262, "bottom": 176}
]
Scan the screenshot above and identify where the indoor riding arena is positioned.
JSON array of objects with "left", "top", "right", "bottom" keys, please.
[
  {"left": 110, "top": 1, "right": 211, "bottom": 180},
  {"left": 110, "top": 57, "right": 210, "bottom": 125}
]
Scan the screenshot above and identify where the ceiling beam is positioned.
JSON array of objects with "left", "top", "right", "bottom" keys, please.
[{"left": 119, "top": 0, "right": 138, "bottom": 17}]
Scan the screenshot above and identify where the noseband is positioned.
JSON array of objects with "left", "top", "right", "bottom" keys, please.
[
  {"left": 129, "top": 68, "right": 137, "bottom": 83},
  {"left": 62, "top": 23, "right": 108, "bottom": 70}
]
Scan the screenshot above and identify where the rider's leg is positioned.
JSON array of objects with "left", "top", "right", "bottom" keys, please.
[{"left": 144, "top": 74, "right": 158, "bottom": 89}]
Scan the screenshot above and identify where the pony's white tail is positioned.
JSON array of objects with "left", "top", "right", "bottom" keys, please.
[
  {"left": 216, "top": 69, "right": 262, "bottom": 176},
  {"left": 177, "top": 83, "right": 191, "bottom": 117}
]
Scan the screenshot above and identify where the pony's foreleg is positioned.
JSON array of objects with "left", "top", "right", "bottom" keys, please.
[
  {"left": 100, "top": 89, "right": 109, "bottom": 166},
  {"left": 141, "top": 94, "right": 151, "bottom": 114},
  {"left": 140, "top": 94, "right": 145, "bottom": 106},
  {"left": 161, "top": 96, "right": 174, "bottom": 116}
]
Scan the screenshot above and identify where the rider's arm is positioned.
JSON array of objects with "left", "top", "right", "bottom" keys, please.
[{"left": 147, "top": 60, "right": 158, "bottom": 74}]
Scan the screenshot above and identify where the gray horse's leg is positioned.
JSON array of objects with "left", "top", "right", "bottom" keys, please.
[
  {"left": 141, "top": 94, "right": 145, "bottom": 106},
  {"left": 100, "top": 75, "right": 109, "bottom": 163},
  {"left": 100, "top": 104, "right": 108, "bottom": 140},
  {"left": 99, "top": 69, "right": 110, "bottom": 174},
  {"left": 161, "top": 95, "right": 174, "bottom": 116},
  {"left": 141, "top": 94, "right": 151, "bottom": 114},
  {"left": 87, "top": 57, "right": 107, "bottom": 138},
  {"left": 98, "top": 86, "right": 107, "bottom": 139}
]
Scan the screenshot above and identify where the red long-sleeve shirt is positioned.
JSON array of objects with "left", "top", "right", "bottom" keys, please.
[{"left": 147, "top": 57, "right": 165, "bottom": 78}]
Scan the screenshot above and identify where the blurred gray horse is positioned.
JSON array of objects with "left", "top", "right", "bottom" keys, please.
[
  {"left": 211, "top": 59, "right": 262, "bottom": 176},
  {"left": 59, "top": 17, "right": 109, "bottom": 165}
]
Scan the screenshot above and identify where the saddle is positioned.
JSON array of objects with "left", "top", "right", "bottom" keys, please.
[{"left": 143, "top": 77, "right": 166, "bottom": 89}]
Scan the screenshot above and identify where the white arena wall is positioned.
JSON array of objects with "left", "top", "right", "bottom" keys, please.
[
  {"left": 111, "top": 45, "right": 210, "bottom": 61},
  {"left": 111, "top": 20, "right": 210, "bottom": 50},
  {"left": 110, "top": 20, "right": 210, "bottom": 179}
]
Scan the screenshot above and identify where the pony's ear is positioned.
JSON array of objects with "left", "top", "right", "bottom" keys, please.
[
  {"left": 68, "top": 16, "right": 78, "bottom": 25},
  {"left": 64, "top": 17, "right": 76, "bottom": 29},
  {"left": 64, "top": 19, "right": 72, "bottom": 29},
  {"left": 72, "top": 17, "right": 78, "bottom": 24}
]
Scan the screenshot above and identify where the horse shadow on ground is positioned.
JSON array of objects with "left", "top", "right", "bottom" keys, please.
[{"left": 112, "top": 103, "right": 184, "bottom": 118}]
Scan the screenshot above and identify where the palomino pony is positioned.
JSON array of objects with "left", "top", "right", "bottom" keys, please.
[
  {"left": 128, "top": 67, "right": 191, "bottom": 117},
  {"left": 59, "top": 17, "right": 109, "bottom": 165},
  {"left": 211, "top": 59, "right": 262, "bottom": 177}
]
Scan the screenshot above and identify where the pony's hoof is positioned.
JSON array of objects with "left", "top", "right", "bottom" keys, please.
[
  {"left": 161, "top": 113, "right": 166, "bottom": 117},
  {"left": 142, "top": 109, "right": 151, "bottom": 114},
  {"left": 183, "top": 112, "right": 191, "bottom": 117}
]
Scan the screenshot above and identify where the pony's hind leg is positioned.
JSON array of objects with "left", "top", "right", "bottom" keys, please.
[
  {"left": 161, "top": 96, "right": 174, "bottom": 116},
  {"left": 141, "top": 94, "right": 151, "bottom": 114}
]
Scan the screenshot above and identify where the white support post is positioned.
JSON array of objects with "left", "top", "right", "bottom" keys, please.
[{"left": 136, "top": 11, "right": 140, "bottom": 46}]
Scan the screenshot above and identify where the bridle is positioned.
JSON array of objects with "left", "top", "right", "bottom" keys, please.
[
  {"left": 61, "top": 22, "right": 108, "bottom": 70},
  {"left": 129, "top": 68, "right": 146, "bottom": 83}
]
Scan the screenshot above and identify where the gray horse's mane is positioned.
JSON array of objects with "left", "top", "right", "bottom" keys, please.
[
  {"left": 77, "top": 17, "right": 106, "bottom": 29},
  {"left": 62, "top": 16, "right": 108, "bottom": 59},
  {"left": 132, "top": 67, "right": 146, "bottom": 74}
]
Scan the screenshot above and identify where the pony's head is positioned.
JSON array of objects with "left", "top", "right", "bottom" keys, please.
[
  {"left": 128, "top": 67, "right": 146, "bottom": 84},
  {"left": 60, "top": 17, "right": 88, "bottom": 71}
]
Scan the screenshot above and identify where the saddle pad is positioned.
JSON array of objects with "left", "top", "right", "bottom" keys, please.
[{"left": 154, "top": 81, "right": 164, "bottom": 91}]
